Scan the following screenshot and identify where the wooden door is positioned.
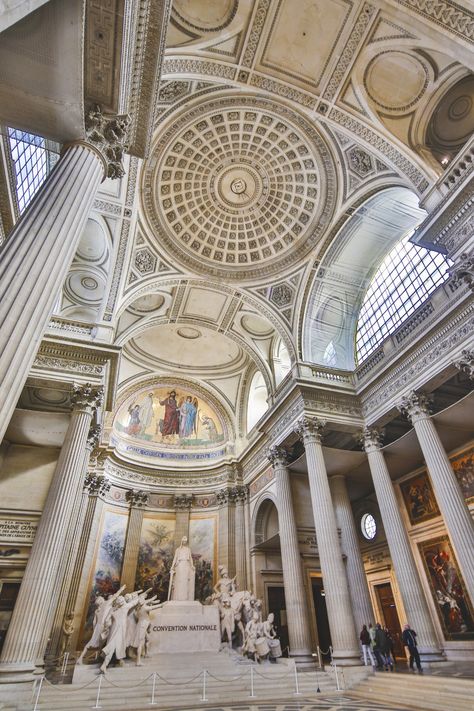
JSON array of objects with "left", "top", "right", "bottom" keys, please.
[{"left": 375, "top": 582, "right": 404, "bottom": 657}]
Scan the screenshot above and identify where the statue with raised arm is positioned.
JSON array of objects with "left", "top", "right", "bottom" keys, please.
[
  {"left": 77, "top": 584, "right": 126, "bottom": 664},
  {"left": 132, "top": 599, "right": 162, "bottom": 665},
  {"left": 168, "top": 536, "right": 195, "bottom": 601},
  {"left": 100, "top": 591, "right": 143, "bottom": 672}
]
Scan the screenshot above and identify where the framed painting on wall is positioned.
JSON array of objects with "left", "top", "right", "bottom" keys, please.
[
  {"left": 399, "top": 471, "right": 440, "bottom": 525},
  {"left": 451, "top": 447, "right": 474, "bottom": 504},
  {"left": 418, "top": 535, "right": 474, "bottom": 640}
]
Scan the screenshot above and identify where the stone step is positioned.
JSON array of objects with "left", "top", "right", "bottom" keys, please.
[{"left": 351, "top": 674, "right": 474, "bottom": 711}]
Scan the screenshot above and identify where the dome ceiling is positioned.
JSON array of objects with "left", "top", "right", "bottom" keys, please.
[{"left": 142, "top": 96, "right": 337, "bottom": 281}]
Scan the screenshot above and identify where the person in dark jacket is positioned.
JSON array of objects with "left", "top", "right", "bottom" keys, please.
[
  {"left": 402, "top": 624, "right": 422, "bottom": 672},
  {"left": 360, "top": 625, "right": 376, "bottom": 667},
  {"left": 374, "top": 623, "right": 393, "bottom": 671}
]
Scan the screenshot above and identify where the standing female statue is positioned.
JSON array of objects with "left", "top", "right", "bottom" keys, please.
[{"left": 168, "top": 536, "right": 195, "bottom": 601}]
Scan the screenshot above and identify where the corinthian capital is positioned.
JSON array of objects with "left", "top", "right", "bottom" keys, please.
[
  {"left": 454, "top": 350, "right": 474, "bottom": 380},
  {"left": 398, "top": 391, "right": 432, "bottom": 423},
  {"left": 267, "top": 445, "right": 289, "bottom": 468},
  {"left": 173, "top": 493, "right": 193, "bottom": 510},
  {"left": 449, "top": 252, "right": 474, "bottom": 292},
  {"left": 125, "top": 489, "right": 149, "bottom": 508},
  {"left": 85, "top": 105, "right": 130, "bottom": 179},
  {"left": 71, "top": 384, "right": 104, "bottom": 413},
  {"left": 84, "top": 473, "right": 110, "bottom": 497},
  {"left": 359, "top": 427, "right": 384, "bottom": 452},
  {"left": 294, "top": 416, "right": 325, "bottom": 444}
]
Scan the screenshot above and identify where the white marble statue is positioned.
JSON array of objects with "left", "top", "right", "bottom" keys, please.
[
  {"left": 132, "top": 599, "right": 162, "bottom": 665},
  {"left": 213, "top": 566, "right": 236, "bottom": 599},
  {"left": 100, "top": 593, "right": 142, "bottom": 672},
  {"left": 59, "top": 612, "right": 74, "bottom": 659},
  {"left": 219, "top": 595, "right": 235, "bottom": 648},
  {"left": 263, "top": 613, "right": 282, "bottom": 660},
  {"left": 242, "top": 611, "right": 269, "bottom": 662},
  {"left": 168, "top": 536, "right": 195, "bottom": 601},
  {"left": 77, "top": 584, "right": 126, "bottom": 664}
]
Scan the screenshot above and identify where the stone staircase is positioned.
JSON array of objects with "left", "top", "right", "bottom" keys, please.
[
  {"left": 26, "top": 652, "right": 345, "bottom": 711},
  {"left": 351, "top": 672, "right": 474, "bottom": 711}
]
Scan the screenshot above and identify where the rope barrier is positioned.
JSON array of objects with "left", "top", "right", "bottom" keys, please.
[
  {"left": 102, "top": 672, "right": 155, "bottom": 689},
  {"left": 206, "top": 670, "right": 248, "bottom": 683},
  {"left": 43, "top": 675, "right": 101, "bottom": 692},
  {"left": 154, "top": 669, "right": 203, "bottom": 686}
]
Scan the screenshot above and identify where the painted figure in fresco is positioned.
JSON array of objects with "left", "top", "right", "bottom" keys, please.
[
  {"left": 158, "top": 390, "right": 180, "bottom": 438},
  {"left": 179, "top": 396, "right": 198, "bottom": 439},
  {"left": 168, "top": 536, "right": 195, "bottom": 601},
  {"left": 77, "top": 584, "right": 126, "bottom": 664},
  {"left": 139, "top": 393, "right": 155, "bottom": 435},
  {"left": 126, "top": 404, "right": 141, "bottom": 436},
  {"left": 200, "top": 413, "right": 218, "bottom": 442}
]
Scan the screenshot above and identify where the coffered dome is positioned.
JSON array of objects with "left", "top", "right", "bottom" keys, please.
[{"left": 141, "top": 95, "right": 337, "bottom": 281}]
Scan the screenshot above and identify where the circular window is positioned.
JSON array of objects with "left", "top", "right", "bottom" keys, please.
[{"left": 361, "top": 513, "right": 377, "bottom": 540}]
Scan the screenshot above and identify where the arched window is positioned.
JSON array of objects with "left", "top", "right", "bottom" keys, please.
[
  {"left": 356, "top": 232, "right": 451, "bottom": 363},
  {"left": 246, "top": 371, "right": 268, "bottom": 433}
]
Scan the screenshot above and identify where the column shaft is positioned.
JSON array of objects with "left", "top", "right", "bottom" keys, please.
[
  {"left": 0, "top": 387, "right": 101, "bottom": 680},
  {"left": 0, "top": 144, "right": 104, "bottom": 442},
  {"left": 269, "top": 448, "right": 313, "bottom": 663},
  {"left": 234, "top": 494, "right": 247, "bottom": 591},
  {"left": 363, "top": 435, "right": 442, "bottom": 660},
  {"left": 121, "top": 491, "right": 148, "bottom": 591},
  {"left": 329, "top": 475, "right": 374, "bottom": 637}
]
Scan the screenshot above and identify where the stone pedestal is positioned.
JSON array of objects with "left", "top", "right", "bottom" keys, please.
[{"left": 148, "top": 601, "right": 220, "bottom": 654}]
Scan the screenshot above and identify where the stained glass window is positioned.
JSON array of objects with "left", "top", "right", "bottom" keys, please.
[{"left": 356, "top": 233, "right": 451, "bottom": 363}]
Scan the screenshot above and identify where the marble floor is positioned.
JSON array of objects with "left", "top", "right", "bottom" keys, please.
[{"left": 173, "top": 697, "right": 422, "bottom": 711}]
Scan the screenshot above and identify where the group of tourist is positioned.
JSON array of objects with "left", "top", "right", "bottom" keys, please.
[{"left": 360, "top": 623, "right": 423, "bottom": 673}]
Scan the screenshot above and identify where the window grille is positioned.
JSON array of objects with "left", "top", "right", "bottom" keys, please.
[{"left": 6, "top": 128, "right": 59, "bottom": 214}]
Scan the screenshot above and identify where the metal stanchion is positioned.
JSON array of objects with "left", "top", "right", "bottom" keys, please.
[
  {"left": 249, "top": 666, "right": 255, "bottom": 698},
  {"left": 201, "top": 669, "right": 207, "bottom": 702},
  {"left": 317, "top": 646, "right": 322, "bottom": 668},
  {"left": 33, "top": 675, "right": 44, "bottom": 711},
  {"left": 61, "top": 652, "right": 69, "bottom": 676},
  {"left": 92, "top": 674, "right": 103, "bottom": 709},
  {"left": 293, "top": 663, "right": 301, "bottom": 695},
  {"left": 333, "top": 661, "right": 340, "bottom": 691},
  {"left": 149, "top": 671, "right": 157, "bottom": 706}
]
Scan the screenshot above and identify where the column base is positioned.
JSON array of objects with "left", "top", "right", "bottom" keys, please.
[
  {"left": 418, "top": 647, "right": 446, "bottom": 664},
  {"left": 0, "top": 661, "right": 36, "bottom": 683},
  {"left": 289, "top": 650, "right": 316, "bottom": 667},
  {"left": 330, "top": 649, "right": 363, "bottom": 666}
]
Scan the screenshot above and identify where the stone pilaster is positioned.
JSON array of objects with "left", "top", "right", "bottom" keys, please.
[
  {"left": 295, "top": 417, "right": 360, "bottom": 665},
  {"left": 0, "top": 106, "right": 128, "bottom": 443},
  {"left": 217, "top": 488, "right": 236, "bottom": 577},
  {"left": 173, "top": 493, "right": 193, "bottom": 550},
  {"left": 0, "top": 385, "right": 103, "bottom": 682},
  {"left": 120, "top": 490, "right": 149, "bottom": 591},
  {"left": 268, "top": 445, "right": 313, "bottom": 664},
  {"left": 47, "top": 425, "right": 102, "bottom": 656},
  {"left": 329, "top": 474, "right": 374, "bottom": 637},
  {"left": 361, "top": 428, "right": 442, "bottom": 660},
  {"left": 399, "top": 391, "right": 474, "bottom": 604},
  {"left": 232, "top": 485, "right": 248, "bottom": 591}
]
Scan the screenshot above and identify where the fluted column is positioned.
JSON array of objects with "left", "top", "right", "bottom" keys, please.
[
  {"left": 295, "top": 418, "right": 360, "bottom": 665},
  {"left": 68, "top": 469, "right": 111, "bottom": 654},
  {"left": 268, "top": 446, "right": 313, "bottom": 664},
  {"left": 361, "top": 428, "right": 442, "bottom": 660},
  {"left": 173, "top": 494, "right": 193, "bottom": 550},
  {"left": 399, "top": 391, "right": 474, "bottom": 603},
  {"left": 0, "top": 385, "right": 103, "bottom": 681},
  {"left": 217, "top": 488, "right": 236, "bottom": 576},
  {"left": 120, "top": 490, "right": 149, "bottom": 591},
  {"left": 0, "top": 107, "right": 129, "bottom": 443},
  {"left": 329, "top": 474, "right": 374, "bottom": 637},
  {"left": 47, "top": 425, "right": 102, "bottom": 656},
  {"left": 233, "top": 485, "right": 248, "bottom": 591}
]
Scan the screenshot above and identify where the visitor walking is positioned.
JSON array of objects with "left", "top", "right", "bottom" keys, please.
[
  {"left": 369, "top": 622, "right": 383, "bottom": 669},
  {"left": 360, "top": 624, "right": 376, "bottom": 668},
  {"left": 375, "top": 623, "right": 393, "bottom": 671},
  {"left": 402, "top": 624, "right": 423, "bottom": 673}
]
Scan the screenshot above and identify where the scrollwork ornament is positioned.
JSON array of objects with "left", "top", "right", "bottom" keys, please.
[
  {"left": 71, "top": 384, "right": 104, "bottom": 413},
  {"left": 85, "top": 104, "right": 130, "bottom": 180},
  {"left": 449, "top": 253, "right": 474, "bottom": 293},
  {"left": 294, "top": 416, "right": 326, "bottom": 444},
  {"left": 398, "top": 391, "right": 432, "bottom": 423},
  {"left": 454, "top": 350, "right": 474, "bottom": 380},
  {"left": 267, "top": 445, "right": 289, "bottom": 468},
  {"left": 358, "top": 427, "right": 384, "bottom": 452}
]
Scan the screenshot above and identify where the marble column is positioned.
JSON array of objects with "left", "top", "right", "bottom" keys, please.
[
  {"left": 329, "top": 474, "right": 374, "bottom": 636},
  {"left": 399, "top": 391, "right": 474, "bottom": 603},
  {"left": 0, "top": 384, "right": 103, "bottom": 682},
  {"left": 0, "top": 107, "right": 129, "bottom": 444},
  {"left": 233, "top": 485, "right": 248, "bottom": 591},
  {"left": 120, "top": 490, "right": 149, "bottom": 591},
  {"left": 48, "top": 425, "right": 102, "bottom": 656},
  {"left": 68, "top": 470, "right": 111, "bottom": 654},
  {"left": 267, "top": 446, "right": 313, "bottom": 664},
  {"left": 295, "top": 418, "right": 360, "bottom": 665},
  {"left": 173, "top": 494, "right": 193, "bottom": 550},
  {"left": 217, "top": 488, "right": 236, "bottom": 577},
  {"left": 361, "top": 428, "right": 442, "bottom": 660}
]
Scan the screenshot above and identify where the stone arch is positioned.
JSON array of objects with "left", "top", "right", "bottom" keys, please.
[{"left": 252, "top": 492, "right": 278, "bottom": 548}]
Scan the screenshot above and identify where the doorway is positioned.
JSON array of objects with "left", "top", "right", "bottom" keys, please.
[
  {"left": 311, "top": 577, "right": 331, "bottom": 660},
  {"left": 374, "top": 582, "right": 404, "bottom": 657},
  {"left": 267, "top": 585, "right": 289, "bottom": 654},
  {"left": 0, "top": 581, "right": 21, "bottom": 654}
]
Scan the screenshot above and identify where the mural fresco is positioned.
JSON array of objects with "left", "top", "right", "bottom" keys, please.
[
  {"left": 418, "top": 536, "right": 474, "bottom": 640},
  {"left": 82, "top": 508, "right": 128, "bottom": 642},
  {"left": 189, "top": 515, "right": 217, "bottom": 603},
  {"left": 114, "top": 385, "right": 225, "bottom": 449},
  {"left": 451, "top": 447, "right": 474, "bottom": 504},
  {"left": 134, "top": 515, "right": 175, "bottom": 601},
  {"left": 400, "top": 471, "right": 440, "bottom": 525}
]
